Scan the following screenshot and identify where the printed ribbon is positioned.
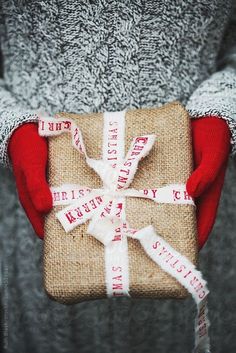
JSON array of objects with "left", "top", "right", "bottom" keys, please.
[{"left": 38, "top": 109, "right": 211, "bottom": 353}]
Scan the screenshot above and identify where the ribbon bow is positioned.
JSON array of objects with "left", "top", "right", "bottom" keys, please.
[{"left": 53, "top": 130, "right": 193, "bottom": 245}]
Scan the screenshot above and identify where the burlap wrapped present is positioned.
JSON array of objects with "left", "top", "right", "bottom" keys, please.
[{"left": 43, "top": 101, "right": 198, "bottom": 304}]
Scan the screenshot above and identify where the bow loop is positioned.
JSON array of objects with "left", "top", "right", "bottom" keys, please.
[
  {"left": 86, "top": 158, "right": 118, "bottom": 190},
  {"left": 116, "top": 135, "right": 156, "bottom": 190}
]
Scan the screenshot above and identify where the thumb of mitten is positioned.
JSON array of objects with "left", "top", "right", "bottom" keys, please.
[
  {"left": 8, "top": 122, "right": 53, "bottom": 214},
  {"left": 186, "top": 117, "right": 231, "bottom": 197}
]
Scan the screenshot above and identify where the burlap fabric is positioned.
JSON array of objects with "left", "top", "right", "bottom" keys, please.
[{"left": 43, "top": 101, "right": 198, "bottom": 304}]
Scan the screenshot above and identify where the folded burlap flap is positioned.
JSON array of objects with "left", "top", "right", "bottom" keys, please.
[{"left": 44, "top": 101, "right": 198, "bottom": 304}]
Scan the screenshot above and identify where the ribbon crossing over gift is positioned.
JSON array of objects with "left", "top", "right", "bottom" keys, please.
[{"left": 38, "top": 109, "right": 211, "bottom": 353}]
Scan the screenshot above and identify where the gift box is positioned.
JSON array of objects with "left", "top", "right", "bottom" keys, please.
[{"left": 42, "top": 101, "right": 198, "bottom": 304}]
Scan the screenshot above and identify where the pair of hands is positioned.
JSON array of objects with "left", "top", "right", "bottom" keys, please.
[{"left": 7, "top": 116, "right": 231, "bottom": 250}]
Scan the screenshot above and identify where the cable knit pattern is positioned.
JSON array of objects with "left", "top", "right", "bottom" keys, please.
[
  {"left": 0, "top": 2, "right": 236, "bottom": 353},
  {"left": 0, "top": 0, "right": 236, "bottom": 169},
  {"left": 186, "top": 67, "right": 236, "bottom": 154},
  {"left": 0, "top": 80, "right": 40, "bottom": 170}
]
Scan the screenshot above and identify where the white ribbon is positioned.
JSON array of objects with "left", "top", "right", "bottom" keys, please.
[{"left": 38, "top": 110, "right": 211, "bottom": 353}]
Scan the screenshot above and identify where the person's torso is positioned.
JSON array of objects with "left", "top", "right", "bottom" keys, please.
[{"left": 0, "top": 0, "right": 233, "bottom": 114}]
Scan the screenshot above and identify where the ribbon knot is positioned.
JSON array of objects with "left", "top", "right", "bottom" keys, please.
[{"left": 54, "top": 130, "right": 160, "bottom": 238}]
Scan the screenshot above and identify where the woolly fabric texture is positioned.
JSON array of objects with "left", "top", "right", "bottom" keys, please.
[
  {"left": 0, "top": 1, "right": 236, "bottom": 353},
  {"left": 0, "top": 0, "right": 236, "bottom": 169}
]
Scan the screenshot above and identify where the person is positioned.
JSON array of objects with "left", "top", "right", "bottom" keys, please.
[{"left": 0, "top": 1, "right": 235, "bottom": 352}]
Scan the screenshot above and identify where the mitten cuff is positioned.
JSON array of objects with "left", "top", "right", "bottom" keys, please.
[{"left": 1, "top": 111, "right": 39, "bottom": 170}]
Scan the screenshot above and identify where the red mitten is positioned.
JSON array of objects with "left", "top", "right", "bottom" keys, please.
[
  {"left": 186, "top": 116, "right": 231, "bottom": 250},
  {"left": 8, "top": 122, "right": 53, "bottom": 239}
]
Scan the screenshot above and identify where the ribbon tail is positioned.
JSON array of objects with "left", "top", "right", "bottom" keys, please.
[
  {"left": 130, "top": 225, "right": 211, "bottom": 353},
  {"left": 192, "top": 297, "right": 211, "bottom": 353},
  {"left": 104, "top": 224, "right": 131, "bottom": 298}
]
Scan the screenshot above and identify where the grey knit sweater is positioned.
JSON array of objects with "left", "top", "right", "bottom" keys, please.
[
  {"left": 0, "top": 0, "right": 236, "bottom": 170},
  {"left": 1, "top": 2, "right": 236, "bottom": 353}
]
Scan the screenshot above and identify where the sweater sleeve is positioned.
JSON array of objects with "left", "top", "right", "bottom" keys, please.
[
  {"left": 186, "top": 2, "right": 236, "bottom": 156},
  {"left": 0, "top": 79, "right": 39, "bottom": 169}
]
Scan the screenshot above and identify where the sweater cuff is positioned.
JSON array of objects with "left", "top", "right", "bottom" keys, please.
[
  {"left": 186, "top": 106, "right": 236, "bottom": 157},
  {"left": 0, "top": 112, "right": 39, "bottom": 170}
]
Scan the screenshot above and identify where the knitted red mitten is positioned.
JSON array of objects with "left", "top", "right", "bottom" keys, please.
[
  {"left": 187, "top": 116, "right": 231, "bottom": 250},
  {"left": 8, "top": 122, "right": 53, "bottom": 239}
]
